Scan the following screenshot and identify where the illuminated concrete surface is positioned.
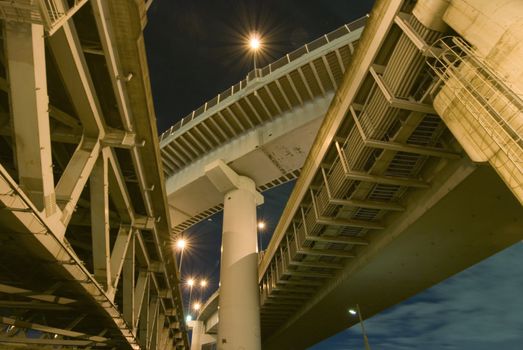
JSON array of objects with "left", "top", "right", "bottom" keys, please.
[
  {"left": 0, "top": 0, "right": 521, "bottom": 349},
  {"left": 0, "top": 1, "right": 188, "bottom": 348},
  {"left": 174, "top": 1, "right": 523, "bottom": 349}
]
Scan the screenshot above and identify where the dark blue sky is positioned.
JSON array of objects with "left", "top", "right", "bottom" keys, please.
[
  {"left": 143, "top": 1, "right": 523, "bottom": 349},
  {"left": 310, "top": 243, "right": 523, "bottom": 350}
]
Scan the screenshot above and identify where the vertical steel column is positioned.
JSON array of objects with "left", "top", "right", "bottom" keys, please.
[
  {"left": 138, "top": 276, "right": 150, "bottom": 349},
  {"left": 109, "top": 225, "right": 133, "bottom": 299},
  {"left": 153, "top": 313, "right": 165, "bottom": 350},
  {"left": 4, "top": 21, "right": 56, "bottom": 216},
  {"left": 147, "top": 296, "right": 159, "bottom": 348},
  {"left": 134, "top": 271, "right": 149, "bottom": 335},
  {"left": 123, "top": 232, "right": 136, "bottom": 330},
  {"left": 90, "top": 148, "right": 111, "bottom": 291}
]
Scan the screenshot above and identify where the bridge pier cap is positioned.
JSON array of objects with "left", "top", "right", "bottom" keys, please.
[{"left": 204, "top": 160, "right": 263, "bottom": 350}]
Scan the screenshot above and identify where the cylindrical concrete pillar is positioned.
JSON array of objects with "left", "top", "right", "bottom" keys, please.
[
  {"left": 190, "top": 320, "right": 204, "bottom": 350},
  {"left": 412, "top": 0, "right": 450, "bottom": 32},
  {"left": 218, "top": 176, "right": 261, "bottom": 349}
]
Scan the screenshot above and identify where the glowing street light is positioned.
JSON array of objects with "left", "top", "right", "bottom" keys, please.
[
  {"left": 248, "top": 33, "right": 263, "bottom": 75},
  {"left": 199, "top": 279, "right": 208, "bottom": 301},
  {"left": 193, "top": 302, "right": 201, "bottom": 311},
  {"left": 257, "top": 220, "right": 266, "bottom": 251},
  {"left": 348, "top": 304, "right": 372, "bottom": 350},
  {"left": 186, "top": 315, "right": 192, "bottom": 323},
  {"left": 249, "top": 36, "right": 261, "bottom": 50},
  {"left": 176, "top": 238, "right": 186, "bottom": 249},
  {"left": 187, "top": 278, "right": 196, "bottom": 320}
]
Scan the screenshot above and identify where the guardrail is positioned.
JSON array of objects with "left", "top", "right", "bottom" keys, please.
[{"left": 159, "top": 15, "right": 368, "bottom": 143}]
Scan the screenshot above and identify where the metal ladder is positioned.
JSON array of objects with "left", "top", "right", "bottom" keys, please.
[{"left": 429, "top": 36, "right": 523, "bottom": 203}]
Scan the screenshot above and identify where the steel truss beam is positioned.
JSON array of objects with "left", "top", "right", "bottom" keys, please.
[
  {"left": 0, "top": 337, "right": 103, "bottom": 347},
  {"left": 335, "top": 141, "right": 430, "bottom": 188},
  {"left": 0, "top": 0, "right": 187, "bottom": 348},
  {"left": 0, "top": 283, "right": 76, "bottom": 305},
  {"left": 4, "top": 21, "right": 57, "bottom": 216},
  {"left": 0, "top": 316, "right": 108, "bottom": 343},
  {"left": 349, "top": 105, "right": 460, "bottom": 159},
  {"left": 369, "top": 64, "right": 436, "bottom": 114}
]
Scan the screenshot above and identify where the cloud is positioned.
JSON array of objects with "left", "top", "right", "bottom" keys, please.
[{"left": 310, "top": 243, "right": 523, "bottom": 350}]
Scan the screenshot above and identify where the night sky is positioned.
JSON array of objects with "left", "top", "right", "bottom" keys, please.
[
  {"left": 145, "top": 0, "right": 374, "bottom": 131},
  {"left": 143, "top": 1, "right": 523, "bottom": 349}
]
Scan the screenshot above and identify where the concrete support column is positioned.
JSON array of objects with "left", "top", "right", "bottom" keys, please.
[
  {"left": 205, "top": 160, "right": 263, "bottom": 350},
  {"left": 412, "top": 0, "right": 450, "bottom": 32},
  {"left": 90, "top": 148, "right": 111, "bottom": 291},
  {"left": 190, "top": 320, "right": 204, "bottom": 350}
]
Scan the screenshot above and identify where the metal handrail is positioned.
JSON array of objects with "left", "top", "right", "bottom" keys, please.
[
  {"left": 0, "top": 0, "right": 42, "bottom": 25},
  {"left": 0, "top": 0, "right": 88, "bottom": 35},
  {"left": 159, "top": 15, "right": 368, "bottom": 143},
  {"left": 428, "top": 36, "right": 523, "bottom": 172}
]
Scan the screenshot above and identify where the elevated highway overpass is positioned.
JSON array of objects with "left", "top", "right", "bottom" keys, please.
[
  {"left": 160, "top": 17, "right": 366, "bottom": 235},
  {"left": 0, "top": 0, "right": 520, "bottom": 349},
  {"left": 0, "top": 1, "right": 188, "bottom": 348},
  {"left": 171, "top": 0, "right": 523, "bottom": 349}
]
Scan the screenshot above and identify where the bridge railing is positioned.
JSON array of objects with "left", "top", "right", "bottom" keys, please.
[
  {"left": 159, "top": 15, "right": 368, "bottom": 144},
  {"left": 0, "top": 0, "right": 42, "bottom": 25},
  {"left": 0, "top": 0, "right": 88, "bottom": 35}
]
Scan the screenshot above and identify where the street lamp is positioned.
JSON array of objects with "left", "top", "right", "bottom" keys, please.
[
  {"left": 248, "top": 33, "right": 262, "bottom": 77},
  {"left": 348, "top": 304, "right": 372, "bottom": 350},
  {"left": 175, "top": 237, "right": 186, "bottom": 273},
  {"left": 199, "top": 279, "right": 208, "bottom": 301},
  {"left": 257, "top": 220, "right": 266, "bottom": 251},
  {"left": 193, "top": 302, "right": 201, "bottom": 311},
  {"left": 187, "top": 278, "right": 196, "bottom": 319}
]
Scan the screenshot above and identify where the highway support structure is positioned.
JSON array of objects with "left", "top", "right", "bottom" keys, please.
[
  {"left": 0, "top": 0, "right": 188, "bottom": 349},
  {"left": 205, "top": 160, "right": 263, "bottom": 350},
  {"left": 160, "top": 0, "right": 523, "bottom": 348}
]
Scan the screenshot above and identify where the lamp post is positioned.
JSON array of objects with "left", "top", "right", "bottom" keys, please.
[
  {"left": 199, "top": 279, "right": 207, "bottom": 301},
  {"left": 257, "top": 221, "right": 266, "bottom": 251},
  {"left": 249, "top": 34, "right": 262, "bottom": 77},
  {"left": 175, "top": 238, "right": 186, "bottom": 273},
  {"left": 348, "top": 304, "right": 372, "bottom": 350},
  {"left": 187, "top": 278, "right": 195, "bottom": 320},
  {"left": 193, "top": 302, "right": 202, "bottom": 318}
]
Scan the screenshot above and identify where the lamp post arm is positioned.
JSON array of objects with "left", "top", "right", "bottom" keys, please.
[
  {"left": 356, "top": 304, "right": 372, "bottom": 350},
  {"left": 178, "top": 248, "right": 184, "bottom": 273}
]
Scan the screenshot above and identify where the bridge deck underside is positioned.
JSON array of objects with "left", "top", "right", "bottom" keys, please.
[
  {"left": 160, "top": 19, "right": 368, "bottom": 235},
  {"left": 257, "top": 1, "right": 523, "bottom": 347},
  {"left": 263, "top": 163, "right": 523, "bottom": 349},
  {"left": 0, "top": 222, "right": 120, "bottom": 345}
]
